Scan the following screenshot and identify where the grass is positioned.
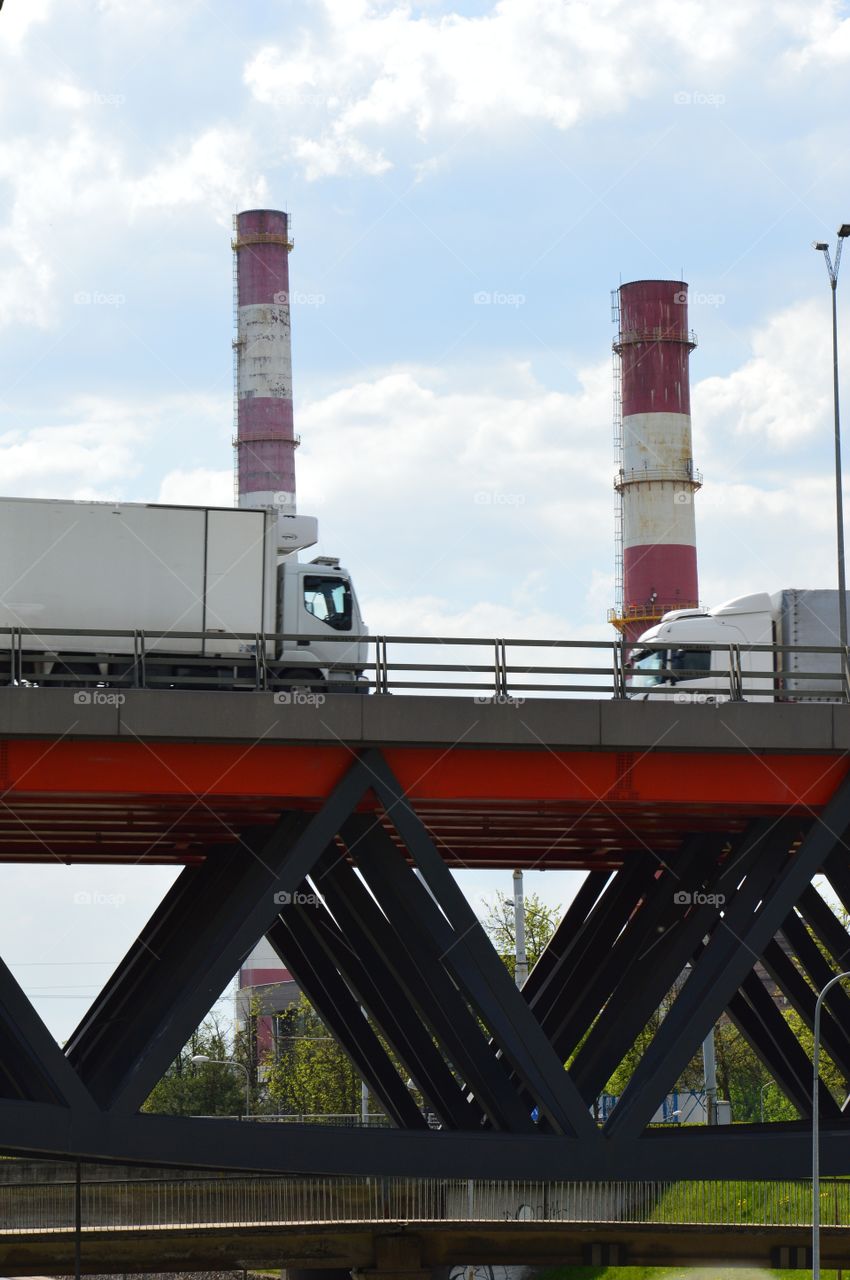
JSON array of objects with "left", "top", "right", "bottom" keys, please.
[{"left": 538, "top": 1270, "right": 848, "bottom": 1280}]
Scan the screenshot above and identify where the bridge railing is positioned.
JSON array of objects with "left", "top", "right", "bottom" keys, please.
[
  {"left": 1, "top": 627, "right": 850, "bottom": 701},
  {"left": 1, "top": 1176, "right": 849, "bottom": 1234}
]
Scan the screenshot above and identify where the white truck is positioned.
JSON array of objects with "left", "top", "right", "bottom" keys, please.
[
  {"left": 631, "top": 589, "right": 850, "bottom": 702},
  {"left": 0, "top": 496, "right": 367, "bottom": 689}
]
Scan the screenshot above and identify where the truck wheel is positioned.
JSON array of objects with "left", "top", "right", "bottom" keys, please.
[
  {"left": 53, "top": 661, "right": 101, "bottom": 690},
  {"left": 274, "top": 668, "right": 325, "bottom": 694},
  {"left": 107, "top": 658, "right": 142, "bottom": 688}
]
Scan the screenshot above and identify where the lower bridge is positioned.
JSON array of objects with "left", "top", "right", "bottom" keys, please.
[{"left": 2, "top": 1173, "right": 849, "bottom": 1275}]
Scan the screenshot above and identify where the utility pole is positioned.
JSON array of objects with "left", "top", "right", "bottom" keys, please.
[
  {"left": 513, "top": 869, "right": 527, "bottom": 987},
  {"left": 702, "top": 1027, "right": 717, "bottom": 1125}
]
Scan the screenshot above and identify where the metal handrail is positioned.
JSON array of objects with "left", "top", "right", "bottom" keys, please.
[
  {"left": 0, "top": 629, "right": 849, "bottom": 702},
  {"left": 0, "top": 1175, "right": 848, "bottom": 1234}
]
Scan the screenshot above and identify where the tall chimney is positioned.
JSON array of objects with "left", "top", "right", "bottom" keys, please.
[
  {"left": 232, "top": 209, "right": 297, "bottom": 513},
  {"left": 610, "top": 280, "right": 701, "bottom": 644}
]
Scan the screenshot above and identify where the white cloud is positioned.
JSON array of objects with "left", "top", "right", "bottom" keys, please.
[
  {"left": 694, "top": 298, "right": 836, "bottom": 451},
  {"left": 0, "top": 411, "right": 142, "bottom": 498},
  {"left": 158, "top": 467, "right": 233, "bottom": 507},
  {"left": 130, "top": 127, "right": 268, "bottom": 223},
  {"left": 0, "top": 119, "right": 264, "bottom": 328},
  {"left": 243, "top": 0, "right": 830, "bottom": 179},
  {"left": 0, "top": 393, "right": 227, "bottom": 500},
  {"left": 0, "top": 0, "right": 54, "bottom": 53}
]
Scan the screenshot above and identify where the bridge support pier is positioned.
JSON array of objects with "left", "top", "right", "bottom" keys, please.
[{"left": 354, "top": 1233, "right": 432, "bottom": 1280}]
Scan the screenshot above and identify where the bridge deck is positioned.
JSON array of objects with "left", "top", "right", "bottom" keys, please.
[{"left": 0, "top": 690, "right": 847, "bottom": 865}]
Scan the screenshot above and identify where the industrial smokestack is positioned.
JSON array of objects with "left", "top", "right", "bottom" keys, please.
[
  {"left": 232, "top": 209, "right": 297, "bottom": 514},
  {"left": 610, "top": 280, "right": 701, "bottom": 644}
]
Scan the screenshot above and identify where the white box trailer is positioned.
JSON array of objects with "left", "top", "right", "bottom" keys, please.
[
  {"left": 0, "top": 497, "right": 367, "bottom": 688},
  {"left": 0, "top": 497, "right": 277, "bottom": 657}
]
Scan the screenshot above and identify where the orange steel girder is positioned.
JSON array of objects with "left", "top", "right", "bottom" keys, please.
[{"left": 0, "top": 740, "right": 846, "bottom": 807}]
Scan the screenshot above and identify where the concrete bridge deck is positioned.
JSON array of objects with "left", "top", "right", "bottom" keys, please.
[{"left": 0, "top": 690, "right": 848, "bottom": 865}]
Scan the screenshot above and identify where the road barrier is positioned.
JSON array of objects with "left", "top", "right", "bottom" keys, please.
[
  {"left": 1, "top": 1176, "right": 849, "bottom": 1235},
  {"left": 1, "top": 627, "right": 850, "bottom": 701}
]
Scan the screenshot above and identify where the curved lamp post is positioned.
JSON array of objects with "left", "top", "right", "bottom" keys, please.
[
  {"left": 813, "top": 226, "right": 850, "bottom": 654},
  {"left": 812, "top": 970, "right": 850, "bottom": 1280},
  {"left": 191, "top": 1053, "right": 251, "bottom": 1119}
]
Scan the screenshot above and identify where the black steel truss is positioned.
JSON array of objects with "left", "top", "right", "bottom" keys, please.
[{"left": 2, "top": 751, "right": 850, "bottom": 1178}]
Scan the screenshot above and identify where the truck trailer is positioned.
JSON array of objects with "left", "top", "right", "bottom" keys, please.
[
  {"left": 0, "top": 496, "right": 366, "bottom": 688},
  {"left": 631, "top": 589, "right": 850, "bottom": 702}
]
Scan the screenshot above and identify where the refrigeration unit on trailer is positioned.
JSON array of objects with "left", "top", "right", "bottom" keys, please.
[
  {"left": 0, "top": 496, "right": 366, "bottom": 687},
  {"left": 631, "top": 589, "right": 850, "bottom": 702}
]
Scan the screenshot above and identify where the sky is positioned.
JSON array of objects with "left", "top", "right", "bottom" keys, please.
[{"left": 2, "top": 0, "right": 850, "bottom": 1043}]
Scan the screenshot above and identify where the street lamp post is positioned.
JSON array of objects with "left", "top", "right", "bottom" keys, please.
[
  {"left": 759, "top": 1079, "right": 775, "bottom": 1124},
  {"left": 813, "top": 225, "right": 850, "bottom": 655},
  {"left": 812, "top": 970, "right": 850, "bottom": 1280},
  {"left": 191, "top": 1053, "right": 251, "bottom": 1119}
]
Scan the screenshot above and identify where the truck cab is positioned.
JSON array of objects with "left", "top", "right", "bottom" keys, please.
[
  {"left": 631, "top": 594, "right": 776, "bottom": 701},
  {"left": 277, "top": 556, "right": 368, "bottom": 688}
]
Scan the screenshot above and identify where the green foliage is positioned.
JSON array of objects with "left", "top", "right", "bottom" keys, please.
[
  {"left": 142, "top": 1012, "right": 253, "bottom": 1117},
  {"left": 264, "top": 994, "right": 363, "bottom": 1116},
  {"left": 481, "top": 890, "right": 562, "bottom": 979}
]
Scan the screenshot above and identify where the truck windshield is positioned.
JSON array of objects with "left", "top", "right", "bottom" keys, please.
[
  {"left": 303, "top": 575, "right": 353, "bottom": 631},
  {"left": 669, "top": 648, "right": 712, "bottom": 678},
  {"left": 630, "top": 649, "right": 667, "bottom": 687}
]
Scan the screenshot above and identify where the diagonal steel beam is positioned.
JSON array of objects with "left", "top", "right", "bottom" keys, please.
[
  {"left": 569, "top": 828, "right": 760, "bottom": 1103},
  {"left": 727, "top": 969, "right": 839, "bottom": 1120},
  {"left": 823, "top": 851, "right": 850, "bottom": 919},
  {"left": 364, "top": 749, "right": 598, "bottom": 1141},
  {"left": 761, "top": 934, "right": 850, "bottom": 1081},
  {"left": 780, "top": 909, "right": 850, "bottom": 1060},
  {"left": 544, "top": 840, "right": 714, "bottom": 1062},
  {"left": 796, "top": 884, "right": 850, "bottom": 974},
  {"left": 266, "top": 905, "right": 424, "bottom": 1129},
  {"left": 604, "top": 784, "right": 850, "bottom": 1139},
  {"left": 531, "top": 860, "right": 657, "bottom": 1035},
  {"left": 0, "top": 956, "right": 97, "bottom": 1112},
  {"left": 343, "top": 815, "right": 534, "bottom": 1132},
  {"left": 68, "top": 757, "right": 376, "bottom": 1113},
  {"left": 521, "top": 870, "right": 611, "bottom": 1000},
  {"left": 312, "top": 849, "right": 482, "bottom": 1129}
]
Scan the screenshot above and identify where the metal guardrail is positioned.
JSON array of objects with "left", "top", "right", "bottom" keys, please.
[
  {"left": 1, "top": 628, "right": 850, "bottom": 701},
  {"left": 1, "top": 1176, "right": 849, "bottom": 1234},
  {"left": 196, "top": 1112, "right": 394, "bottom": 1127}
]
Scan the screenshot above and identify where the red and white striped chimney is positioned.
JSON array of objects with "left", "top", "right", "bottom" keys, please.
[
  {"left": 233, "top": 209, "right": 297, "bottom": 513},
  {"left": 611, "top": 280, "right": 701, "bottom": 645}
]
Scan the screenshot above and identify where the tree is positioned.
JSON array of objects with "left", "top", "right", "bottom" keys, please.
[
  {"left": 142, "top": 1012, "right": 254, "bottom": 1117},
  {"left": 480, "top": 890, "right": 562, "bottom": 979},
  {"left": 264, "top": 994, "right": 364, "bottom": 1116}
]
